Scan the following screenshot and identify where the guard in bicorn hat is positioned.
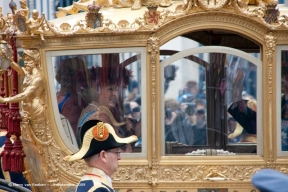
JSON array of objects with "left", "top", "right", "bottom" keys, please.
[{"left": 64, "top": 119, "right": 138, "bottom": 192}]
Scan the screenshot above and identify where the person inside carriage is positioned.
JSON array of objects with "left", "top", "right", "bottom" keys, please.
[
  {"left": 56, "top": 57, "right": 87, "bottom": 147},
  {"left": 76, "top": 53, "right": 140, "bottom": 152}
]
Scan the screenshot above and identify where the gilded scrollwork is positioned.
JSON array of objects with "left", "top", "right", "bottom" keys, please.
[
  {"left": 1, "top": 0, "right": 288, "bottom": 39},
  {"left": 112, "top": 166, "right": 150, "bottom": 181},
  {"left": 54, "top": 150, "right": 87, "bottom": 177},
  {"left": 112, "top": 165, "right": 274, "bottom": 183}
]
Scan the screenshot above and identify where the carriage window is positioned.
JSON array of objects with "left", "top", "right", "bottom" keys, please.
[
  {"left": 280, "top": 50, "right": 288, "bottom": 153},
  {"left": 161, "top": 39, "right": 261, "bottom": 156},
  {"left": 46, "top": 48, "right": 146, "bottom": 157}
]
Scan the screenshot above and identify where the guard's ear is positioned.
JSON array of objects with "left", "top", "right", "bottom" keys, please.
[{"left": 99, "top": 150, "right": 107, "bottom": 161}]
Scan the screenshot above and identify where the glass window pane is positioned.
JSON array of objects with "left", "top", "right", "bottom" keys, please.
[
  {"left": 281, "top": 50, "right": 288, "bottom": 151},
  {"left": 162, "top": 50, "right": 260, "bottom": 156},
  {"left": 48, "top": 50, "right": 144, "bottom": 155}
]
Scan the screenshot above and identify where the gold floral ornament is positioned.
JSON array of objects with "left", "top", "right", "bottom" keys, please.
[{"left": 92, "top": 122, "right": 109, "bottom": 141}]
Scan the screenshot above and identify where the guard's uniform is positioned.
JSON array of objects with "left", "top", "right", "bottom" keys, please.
[
  {"left": 64, "top": 120, "right": 137, "bottom": 192},
  {"left": 76, "top": 167, "right": 114, "bottom": 192}
]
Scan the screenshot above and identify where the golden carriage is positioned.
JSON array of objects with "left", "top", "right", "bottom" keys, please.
[{"left": 0, "top": 0, "right": 288, "bottom": 191}]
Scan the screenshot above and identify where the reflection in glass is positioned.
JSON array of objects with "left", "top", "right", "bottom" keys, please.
[
  {"left": 51, "top": 53, "right": 142, "bottom": 153},
  {"left": 162, "top": 53, "right": 258, "bottom": 155},
  {"left": 281, "top": 50, "right": 288, "bottom": 151}
]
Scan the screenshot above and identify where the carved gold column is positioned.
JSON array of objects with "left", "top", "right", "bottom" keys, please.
[
  {"left": 147, "top": 33, "right": 160, "bottom": 192},
  {"left": 264, "top": 32, "right": 276, "bottom": 168}
]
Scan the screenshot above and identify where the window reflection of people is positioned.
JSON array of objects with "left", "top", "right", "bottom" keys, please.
[
  {"left": 122, "top": 101, "right": 141, "bottom": 141},
  {"left": 281, "top": 105, "right": 288, "bottom": 151},
  {"left": 193, "top": 109, "right": 207, "bottom": 145},
  {"left": 181, "top": 103, "right": 196, "bottom": 145},
  {"left": 77, "top": 54, "right": 137, "bottom": 152},
  {"left": 164, "top": 98, "right": 184, "bottom": 143},
  {"left": 125, "top": 80, "right": 139, "bottom": 102},
  {"left": 123, "top": 101, "right": 142, "bottom": 147},
  {"left": 281, "top": 78, "right": 288, "bottom": 151},
  {"left": 64, "top": 120, "right": 138, "bottom": 191},
  {"left": 56, "top": 57, "right": 86, "bottom": 142}
]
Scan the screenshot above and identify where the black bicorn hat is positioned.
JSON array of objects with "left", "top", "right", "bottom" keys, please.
[{"left": 64, "top": 120, "right": 138, "bottom": 162}]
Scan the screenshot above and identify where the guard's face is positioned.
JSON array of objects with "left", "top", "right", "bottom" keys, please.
[
  {"left": 106, "top": 148, "right": 121, "bottom": 174},
  {"left": 98, "top": 85, "right": 119, "bottom": 108}
]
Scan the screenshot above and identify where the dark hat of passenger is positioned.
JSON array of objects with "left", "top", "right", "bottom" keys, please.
[{"left": 64, "top": 120, "right": 138, "bottom": 162}]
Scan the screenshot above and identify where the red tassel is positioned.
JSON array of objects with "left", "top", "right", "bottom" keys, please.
[
  {"left": 8, "top": 110, "right": 21, "bottom": 136},
  {"left": 11, "top": 138, "right": 25, "bottom": 173},
  {"left": 0, "top": 136, "right": 13, "bottom": 171},
  {"left": 8, "top": 109, "right": 23, "bottom": 173},
  {"left": 10, "top": 146, "right": 15, "bottom": 171},
  {"left": 0, "top": 106, "right": 9, "bottom": 130}
]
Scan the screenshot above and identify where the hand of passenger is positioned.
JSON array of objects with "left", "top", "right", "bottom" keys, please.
[{"left": 238, "top": 100, "right": 247, "bottom": 114}]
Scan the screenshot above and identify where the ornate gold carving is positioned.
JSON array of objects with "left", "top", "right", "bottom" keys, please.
[
  {"left": 2, "top": 0, "right": 288, "bottom": 39},
  {"left": 111, "top": 164, "right": 281, "bottom": 185},
  {"left": 59, "top": 23, "right": 72, "bottom": 31},
  {"left": 147, "top": 33, "right": 160, "bottom": 192},
  {"left": 0, "top": 11, "right": 5, "bottom": 31},
  {"left": 116, "top": 20, "right": 129, "bottom": 28},
  {"left": 26, "top": 10, "right": 46, "bottom": 41},
  {"left": 113, "top": 166, "right": 149, "bottom": 181},
  {"left": 265, "top": 32, "right": 275, "bottom": 159},
  {"left": 265, "top": 32, "right": 276, "bottom": 62},
  {"left": 156, "top": 12, "right": 268, "bottom": 45},
  {"left": 204, "top": 169, "right": 228, "bottom": 181}
]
